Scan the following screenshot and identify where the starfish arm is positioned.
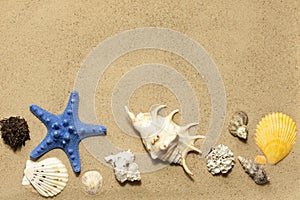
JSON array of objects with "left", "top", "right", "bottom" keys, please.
[
  {"left": 64, "top": 139, "right": 81, "bottom": 173},
  {"left": 68, "top": 91, "right": 80, "bottom": 115},
  {"left": 60, "top": 91, "right": 80, "bottom": 120},
  {"left": 30, "top": 104, "right": 58, "bottom": 126},
  {"left": 77, "top": 122, "right": 107, "bottom": 140},
  {"left": 30, "top": 134, "right": 61, "bottom": 159},
  {"left": 69, "top": 149, "right": 81, "bottom": 173}
]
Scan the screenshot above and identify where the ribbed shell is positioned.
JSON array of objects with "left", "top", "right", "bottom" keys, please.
[
  {"left": 22, "top": 157, "right": 68, "bottom": 197},
  {"left": 254, "top": 155, "right": 267, "bottom": 165},
  {"left": 81, "top": 171, "right": 103, "bottom": 195},
  {"left": 255, "top": 112, "right": 297, "bottom": 164}
]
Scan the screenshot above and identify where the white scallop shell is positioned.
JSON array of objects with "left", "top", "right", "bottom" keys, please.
[
  {"left": 125, "top": 105, "right": 205, "bottom": 176},
  {"left": 81, "top": 171, "right": 103, "bottom": 195},
  {"left": 22, "top": 157, "right": 68, "bottom": 197}
]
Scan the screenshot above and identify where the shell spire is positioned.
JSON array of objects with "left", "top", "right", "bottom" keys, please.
[
  {"left": 125, "top": 105, "right": 205, "bottom": 176},
  {"left": 238, "top": 156, "right": 269, "bottom": 185}
]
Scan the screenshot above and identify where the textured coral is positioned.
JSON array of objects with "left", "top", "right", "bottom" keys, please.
[
  {"left": 105, "top": 150, "right": 141, "bottom": 183},
  {"left": 206, "top": 144, "right": 235, "bottom": 175}
]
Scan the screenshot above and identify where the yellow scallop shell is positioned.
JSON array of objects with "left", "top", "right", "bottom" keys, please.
[
  {"left": 255, "top": 112, "right": 297, "bottom": 165},
  {"left": 254, "top": 155, "right": 267, "bottom": 165}
]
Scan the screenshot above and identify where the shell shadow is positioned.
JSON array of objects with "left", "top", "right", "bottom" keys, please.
[
  {"left": 238, "top": 137, "right": 247, "bottom": 144},
  {"left": 118, "top": 180, "right": 142, "bottom": 187}
]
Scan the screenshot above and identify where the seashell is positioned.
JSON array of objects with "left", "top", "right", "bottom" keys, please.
[
  {"left": 81, "top": 171, "right": 103, "bottom": 195},
  {"left": 105, "top": 150, "right": 141, "bottom": 183},
  {"left": 238, "top": 156, "right": 269, "bottom": 185},
  {"left": 255, "top": 112, "right": 297, "bottom": 164},
  {"left": 125, "top": 105, "right": 205, "bottom": 176},
  {"left": 254, "top": 155, "right": 267, "bottom": 165},
  {"left": 206, "top": 144, "right": 235, "bottom": 175},
  {"left": 228, "top": 111, "right": 248, "bottom": 140},
  {"left": 22, "top": 157, "right": 68, "bottom": 197}
]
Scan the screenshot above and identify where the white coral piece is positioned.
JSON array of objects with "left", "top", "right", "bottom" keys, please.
[
  {"left": 206, "top": 144, "right": 235, "bottom": 175},
  {"left": 105, "top": 150, "right": 141, "bottom": 183}
]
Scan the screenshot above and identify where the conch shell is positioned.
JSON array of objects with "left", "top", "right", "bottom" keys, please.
[{"left": 125, "top": 105, "right": 205, "bottom": 176}]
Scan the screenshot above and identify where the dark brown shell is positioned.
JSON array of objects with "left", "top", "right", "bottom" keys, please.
[{"left": 0, "top": 116, "right": 30, "bottom": 151}]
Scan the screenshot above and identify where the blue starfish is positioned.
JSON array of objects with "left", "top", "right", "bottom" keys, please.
[{"left": 30, "top": 90, "right": 106, "bottom": 173}]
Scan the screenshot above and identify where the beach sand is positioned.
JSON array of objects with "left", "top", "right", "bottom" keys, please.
[{"left": 0, "top": 1, "right": 299, "bottom": 199}]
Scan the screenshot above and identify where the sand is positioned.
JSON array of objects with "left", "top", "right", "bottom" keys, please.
[{"left": 0, "top": 0, "right": 299, "bottom": 199}]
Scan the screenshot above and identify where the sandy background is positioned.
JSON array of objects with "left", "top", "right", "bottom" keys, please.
[{"left": 0, "top": 0, "right": 299, "bottom": 199}]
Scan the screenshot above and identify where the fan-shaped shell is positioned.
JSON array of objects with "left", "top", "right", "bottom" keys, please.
[
  {"left": 255, "top": 112, "right": 297, "bottom": 165},
  {"left": 254, "top": 155, "right": 267, "bottom": 165},
  {"left": 22, "top": 157, "right": 68, "bottom": 197},
  {"left": 81, "top": 171, "right": 103, "bottom": 195},
  {"left": 126, "top": 105, "right": 205, "bottom": 176}
]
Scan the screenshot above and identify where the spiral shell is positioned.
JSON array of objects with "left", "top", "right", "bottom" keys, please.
[
  {"left": 22, "top": 157, "right": 68, "bottom": 197},
  {"left": 238, "top": 156, "right": 269, "bottom": 185},
  {"left": 255, "top": 112, "right": 297, "bottom": 164},
  {"left": 125, "top": 105, "right": 205, "bottom": 176}
]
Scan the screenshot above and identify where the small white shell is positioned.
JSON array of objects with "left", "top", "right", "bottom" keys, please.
[
  {"left": 206, "top": 144, "right": 235, "bottom": 175},
  {"left": 22, "top": 157, "right": 68, "bottom": 197},
  {"left": 126, "top": 105, "right": 205, "bottom": 176},
  {"left": 81, "top": 171, "right": 103, "bottom": 195},
  {"left": 105, "top": 150, "right": 141, "bottom": 183}
]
